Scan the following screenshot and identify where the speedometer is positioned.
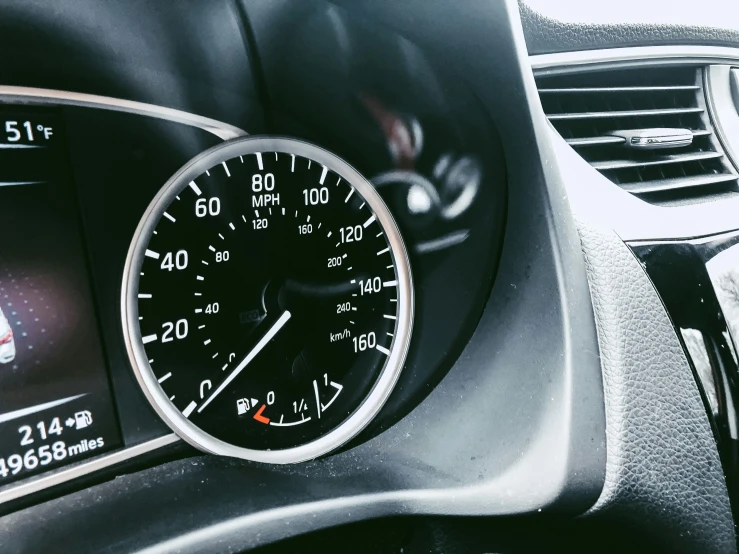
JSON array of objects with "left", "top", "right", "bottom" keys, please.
[{"left": 122, "top": 137, "right": 413, "bottom": 463}]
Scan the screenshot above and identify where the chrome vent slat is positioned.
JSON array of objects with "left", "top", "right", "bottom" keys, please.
[
  {"left": 536, "top": 66, "right": 738, "bottom": 205},
  {"left": 539, "top": 85, "right": 701, "bottom": 94},
  {"left": 548, "top": 107, "right": 704, "bottom": 121},
  {"left": 592, "top": 151, "right": 723, "bottom": 171},
  {"left": 567, "top": 129, "right": 712, "bottom": 148},
  {"left": 567, "top": 136, "right": 626, "bottom": 147},
  {"left": 620, "top": 174, "right": 738, "bottom": 195}
]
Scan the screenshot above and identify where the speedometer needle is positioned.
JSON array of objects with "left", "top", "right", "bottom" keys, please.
[{"left": 197, "top": 310, "right": 292, "bottom": 413}]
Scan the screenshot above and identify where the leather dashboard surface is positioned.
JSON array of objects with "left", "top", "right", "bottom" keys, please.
[
  {"left": 577, "top": 222, "right": 734, "bottom": 554},
  {"left": 519, "top": 0, "right": 739, "bottom": 55}
]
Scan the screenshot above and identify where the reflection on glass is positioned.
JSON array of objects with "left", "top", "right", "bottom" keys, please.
[
  {"left": 681, "top": 328, "right": 719, "bottom": 416},
  {"left": 707, "top": 244, "right": 739, "bottom": 356}
]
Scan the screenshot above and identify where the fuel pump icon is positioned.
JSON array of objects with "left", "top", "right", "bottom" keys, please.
[
  {"left": 236, "top": 398, "right": 259, "bottom": 415},
  {"left": 237, "top": 399, "right": 250, "bottom": 415},
  {"left": 74, "top": 411, "right": 93, "bottom": 430}
]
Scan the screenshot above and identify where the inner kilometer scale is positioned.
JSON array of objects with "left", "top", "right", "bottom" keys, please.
[{"left": 122, "top": 137, "right": 413, "bottom": 464}]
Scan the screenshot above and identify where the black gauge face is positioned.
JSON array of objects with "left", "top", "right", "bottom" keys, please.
[{"left": 123, "top": 138, "right": 413, "bottom": 463}]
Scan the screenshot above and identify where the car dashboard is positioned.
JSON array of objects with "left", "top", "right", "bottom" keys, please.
[{"left": 0, "top": 1, "right": 738, "bottom": 552}]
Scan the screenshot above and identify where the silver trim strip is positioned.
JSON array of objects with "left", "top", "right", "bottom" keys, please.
[
  {"left": 0, "top": 86, "right": 247, "bottom": 141},
  {"left": 591, "top": 150, "right": 722, "bottom": 171},
  {"left": 530, "top": 45, "right": 739, "bottom": 75},
  {"left": 539, "top": 85, "right": 700, "bottom": 93},
  {"left": 0, "top": 434, "right": 179, "bottom": 506},
  {"left": 548, "top": 106, "right": 704, "bottom": 120}
]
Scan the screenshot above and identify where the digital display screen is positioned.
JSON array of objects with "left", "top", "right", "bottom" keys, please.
[{"left": 0, "top": 107, "right": 122, "bottom": 485}]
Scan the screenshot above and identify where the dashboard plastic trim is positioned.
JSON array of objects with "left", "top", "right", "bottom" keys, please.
[
  {"left": 0, "top": 86, "right": 248, "bottom": 141},
  {"left": 0, "top": 434, "right": 179, "bottom": 507}
]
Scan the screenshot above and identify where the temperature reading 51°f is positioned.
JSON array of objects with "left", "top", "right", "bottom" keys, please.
[{"left": 4, "top": 120, "right": 54, "bottom": 143}]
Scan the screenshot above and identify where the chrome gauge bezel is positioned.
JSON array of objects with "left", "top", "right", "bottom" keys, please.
[{"left": 121, "top": 136, "right": 414, "bottom": 464}]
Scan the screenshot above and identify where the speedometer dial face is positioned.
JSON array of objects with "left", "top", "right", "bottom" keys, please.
[{"left": 122, "top": 137, "right": 413, "bottom": 463}]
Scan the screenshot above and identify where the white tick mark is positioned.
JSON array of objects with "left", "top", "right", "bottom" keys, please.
[
  {"left": 183, "top": 401, "right": 197, "bottom": 418},
  {"left": 376, "top": 345, "right": 390, "bottom": 356}
]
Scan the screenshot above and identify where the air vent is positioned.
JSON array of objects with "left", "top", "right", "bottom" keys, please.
[{"left": 537, "top": 67, "right": 739, "bottom": 205}]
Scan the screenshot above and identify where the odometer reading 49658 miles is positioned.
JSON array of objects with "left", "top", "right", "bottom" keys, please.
[{"left": 122, "top": 137, "right": 413, "bottom": 463}]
